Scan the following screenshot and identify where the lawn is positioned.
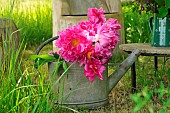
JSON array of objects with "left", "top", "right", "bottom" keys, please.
[{"left": 0, "top": 0, "right": 170, "bottom": 113}]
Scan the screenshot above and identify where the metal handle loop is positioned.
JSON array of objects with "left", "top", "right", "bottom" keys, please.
[{"left": 36, "top": 36, "right": 59, "bottom": 55}]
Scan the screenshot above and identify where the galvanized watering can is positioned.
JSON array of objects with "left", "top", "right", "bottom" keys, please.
[{"left": 36, "top": 36, "right": 140, "bottom": 108}]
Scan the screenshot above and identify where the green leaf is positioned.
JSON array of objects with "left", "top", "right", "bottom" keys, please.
[
  {"left": 30, "top": 54, "right": 56, "bottom": 61},
  {"left": 155, "top": 0, "right": 165, "bottom": 6},
  {"left": 130, "top": 87, "right": 152, "bottom": 113},
  {"left": 163, "top": 98, "right": 170, "bottom": 107},
  {"left": 30, "top": 54, "right": 58, "bottom": 68},
  {"left": 53, "top": 53, "right": 60, "bottom": 59},
  {"left": 157, "top": 7, "right": 168, "bottom": 18},
  {"left": 130, "top": 93, "right": 144, "bottom": 112},
  {"left": 159, "top": 109, "right": 167, "bottom": 113},
  {"left": 33, "top": 58, "right": 50, "bottom": 68},
  {"left": 165, "top": 0, "right": 170, "bottom": 8}
]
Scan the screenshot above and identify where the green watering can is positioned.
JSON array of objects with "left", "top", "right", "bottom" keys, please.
[{"left": 149, "top": 15, "right": 170, "bottom": 47}]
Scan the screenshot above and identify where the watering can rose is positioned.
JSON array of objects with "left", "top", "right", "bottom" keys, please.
[{"left": 55, "top": 7, "right": 121, "bottom": 82}]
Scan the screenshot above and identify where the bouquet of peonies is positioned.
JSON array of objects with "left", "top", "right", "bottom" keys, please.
[{"left": 55, "top": 7, "right": 121, "bottom": 82}]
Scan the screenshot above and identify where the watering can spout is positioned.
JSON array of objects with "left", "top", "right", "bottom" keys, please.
[{"left": 108, "top": 49, "right": 141, "bottom": 93}]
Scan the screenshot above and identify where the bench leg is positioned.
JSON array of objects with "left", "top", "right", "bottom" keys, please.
[
  {"left": 154, "top": 56, "right": 158, "bottom": 71},
  {"left": 131, "top": 62, "right": 136, "bottom": 93},
  {"left": 130, "top": 56, "right": 158, "bottom": 93}
]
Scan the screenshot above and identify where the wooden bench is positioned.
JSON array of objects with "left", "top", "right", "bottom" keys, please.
[{"left": 119, "top": 43, "right": 170, "bottom": 93}]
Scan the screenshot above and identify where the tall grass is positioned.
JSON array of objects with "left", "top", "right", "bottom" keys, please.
[
  {"left": 0, "top": 0, "right": 52, "bottom": 46},
  {"left": 0, "top": 33, "right": 77, "bottom": 112},
  {"left": 0, "top": 33, "right": 55, "bottom": 112},
  {"left": 0, "top": 0, "right": 70, "bottom": 112},
  {"left": 0, "top": 0, "right": 169, "bottom": 112}
]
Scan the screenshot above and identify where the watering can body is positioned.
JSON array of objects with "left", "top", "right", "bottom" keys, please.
[
  {"left": 36, "top": 36, "right": 141, "bottom": 109},
  {"left": 149, "top": 15, "right": 170, "bottom": 47},
  {"left": 47, "top": 49, "right": 140, "bottom": 109},
  {"left": 48, "top": 62, "right": 109, "bottom": 108}
]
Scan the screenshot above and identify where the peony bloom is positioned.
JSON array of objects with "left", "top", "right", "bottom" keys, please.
[
  {"left": 55, "top": 26, "right": 92, "bottom": 63},
  {"left": 54, "top": 7, "right": 121, "bottom": 82},
  {"left": 94, "top": 18, "right": 121, "bottom": 49},
  {"left": 79, "top": 44, "right": 94, "bottom": 66},
  {"left": 84, "top": 59, "right": 106, "bottom": 82},
  {"left": 105, "top": 18, "right": 121, "bottom": 30},
  {"left": 88, "top": 7, "right": 106, "bottom": 24},
  {"left": 78, "top": 21, "right": 97, "bottom": 40},
  {"left": 94, "top": 42, "right": 112, "bottom": 64}
]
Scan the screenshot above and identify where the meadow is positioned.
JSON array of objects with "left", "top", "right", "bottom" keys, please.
[{"left": 0, "top": 0, "right": 169, "bottom": 113}]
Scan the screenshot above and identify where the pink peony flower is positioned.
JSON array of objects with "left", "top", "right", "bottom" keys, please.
[
  {"left": 79, "top": 44, "right": 94, "bottom": 66},
  {"left": 94, "top": 42, "right": 112, "bottom": 64},
  {"left": 105, "top": 18, "right": 121, "bottom": 30},
  {"left": 54, "top": 7, "right": 121, "bottom": 83},
  {"left": 88, "top": 7, "right": 106, "bottom": 24},
  {"left": 84, "top": 59, "right": 106, "bottom": 82},
  {"left": 94, "top": 19, "right": 121, "bottom": 49},
  {"left": 78, "top": 21, "right": 96, "bottom": 40},
  {"left": 55, "top": 26, "right": 92, "bottom": 63}
]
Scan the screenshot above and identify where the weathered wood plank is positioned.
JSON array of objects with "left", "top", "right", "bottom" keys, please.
[
  {"left": 61, "top": 0, "right": 121, "bottom": 15},
  {"left": 67, "top": 0, "right": 109, "bottom": 15},
  {"left": 105, "top": 0, "right": 122, "bottom": 13},
  {"left": 119, "top": 43, "right": 170, "bottom": 56}
]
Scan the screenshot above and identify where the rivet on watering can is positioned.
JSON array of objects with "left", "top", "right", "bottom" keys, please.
[{"left": 155, "top": 29, "right": 159, "bottom": 32}]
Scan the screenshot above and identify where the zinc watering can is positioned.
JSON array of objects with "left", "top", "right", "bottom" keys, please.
[
  {"left": 149, "top": 15, "right": 170, "bottom": 47},
  {"left": 36, "top": 36, "right": 141, "bottom": 108}
]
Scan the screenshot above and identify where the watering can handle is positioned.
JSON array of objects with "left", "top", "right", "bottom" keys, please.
[
  {"left": 36, "top": 36, "right": 59, "bottom": 55},
  {"left": 149, "top": 16, "right": 154, "bottom": 31}
]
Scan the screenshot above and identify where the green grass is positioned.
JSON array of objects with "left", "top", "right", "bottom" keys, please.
[
  {"left": 0, "top": 36, "right": 56, "bottom": 112},
  {"left": 0, "top": 38, "right": 77, "bottom": 112},
  {"left": 122, "top": 2, "right": 152, "bottom": 43},
  {"left": 0, "top": 0, "right": 52, "bottom": 47},
  {"left": 0, "top": 0, "right": 169, "bottom": 112}
]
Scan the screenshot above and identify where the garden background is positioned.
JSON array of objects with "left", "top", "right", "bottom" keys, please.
[{"left": 0, "top": 0, "right": 169, "bottom": 112}]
